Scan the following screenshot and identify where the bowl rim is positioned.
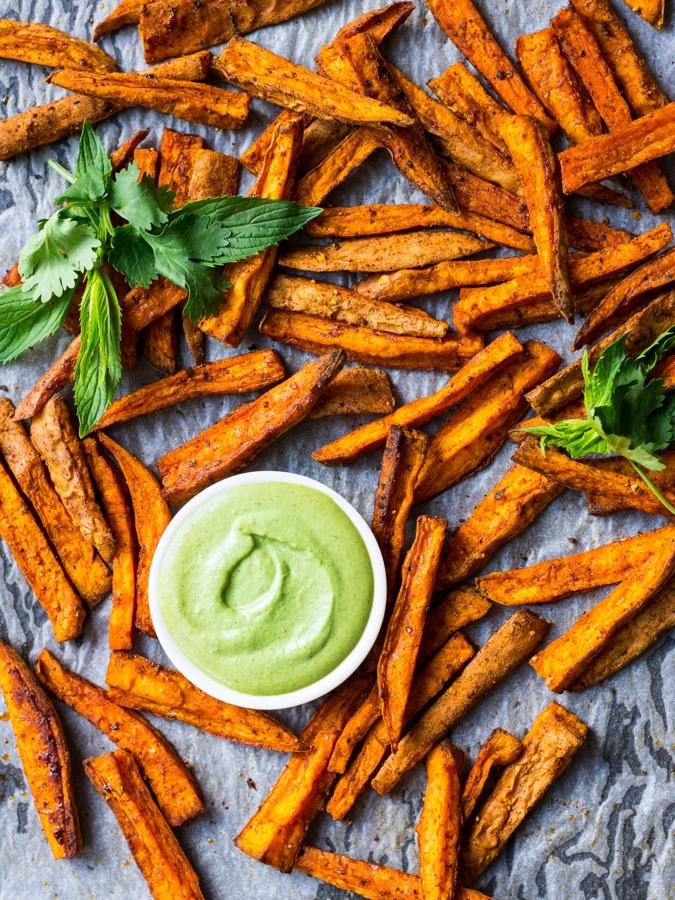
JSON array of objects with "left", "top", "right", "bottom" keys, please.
[{"left": 148, "top": 470, "right": 387, "bottom": 710}]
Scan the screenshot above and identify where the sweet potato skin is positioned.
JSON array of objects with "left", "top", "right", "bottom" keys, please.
[
  {"left": 310, "top": 367, "right": 394, "bottom": 418},
  {"left": 461, "top": 728, "right": 523, "bottom": 818},
  {"left": 0, "top": 642, "right": 81, "bottom": 859},
  {"left": 0, "top": 19, "right": 118, "bottom": 71},
  {"left": 416, "top": 742, "right": 463, "bottom": 900}
]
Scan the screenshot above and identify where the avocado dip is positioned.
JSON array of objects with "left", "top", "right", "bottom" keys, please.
[{"left": 159, "top": 481, "right": 374, "bottom": 695}]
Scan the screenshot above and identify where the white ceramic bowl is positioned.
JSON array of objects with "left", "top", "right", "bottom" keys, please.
[{"left": 149, "top": 471, "right": 387, "bottom": 710}]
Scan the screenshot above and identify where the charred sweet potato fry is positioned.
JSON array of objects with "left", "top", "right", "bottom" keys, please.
[
  {"left": 417, "top": 741, "right": 463, "bottom": 900},
  {"left": 0, "top": 642, "right": 81, "bottom": 859},
  {"left": 98, "top": 434, "right": 171, "bottom": 636},
  {"left": 0, "top": 19, "right": 117, "bottom": 71},
  {"left": 235, "top": 678, "right": 367, "bottom": 871},
  {"left": 378, "top": 516, "right": 447, "bottom": 748},
  {"left": 30, "top": 395, "right": 115, "bottom": 563},
  {"left": 105, "top": 651, "right": 304, "bottom": 752},
  {"left": 371, "top": 610, "right": 550, "bottom": 795},
  {"left": 294, "top": 127, "right": 381, "bottom": 206},
  {"left": 142, "top": 311, "right": 178, "bottom": 375},
  {"left": 415, "top": 341, "right": 561, "bottom": 503},
  {"left": 95, "top": 352, "right": 285, "bottom": 430},
  {"left": 35, "top": 650, "right": 203, "bottom": 826},
  {"left": 461, "top": 728, "right": 523, "bottom": 819},
  {"left": 310, "top": 368, "right": 394, "bottom": 418},
  {"left": 0, "top": 399, "right": 110, "bottom": 605},
  {"left": 158, "top": 351, "right": 345, "bottom": 505},
  {"left": 266, "top": 275, "right": 449, "bottom": 339},
  {"left": 421, "top": 587, "right": 492, "bottom": 659},
  {"left": 531, "top": 537, "right": 675, "bottom": 692},
  {"left": 84, "top": 750, "right": 205, "bottom": 899},
  {"left": 462, "top": 703, "right": 587, "bottom": 880},
  {"left": 312, "top": 331, "right": 523, "bottom": 464},
  {"left": 437, "top": 465, "right": 563, "bottom": 588},
  {"left": 425, "top": 0, "right": 555, "bottom": 130}
]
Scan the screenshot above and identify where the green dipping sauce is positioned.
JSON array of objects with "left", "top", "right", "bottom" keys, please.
[{"left": 159, "top": 481, "right": 374, "bottom": 696}]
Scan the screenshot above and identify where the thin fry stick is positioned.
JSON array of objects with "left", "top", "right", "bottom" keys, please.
[
  {"left": 421, "top": 587, "right": 492, "bottom": 659},
  {"left": 294, "top": 127, "right": 381, "bottom": 206},
  {"left": 417, "top": 741, "right": 463, "bottom": 900},
  {"left": 461, "top": 728, "right": 523, "bottom": 819}
]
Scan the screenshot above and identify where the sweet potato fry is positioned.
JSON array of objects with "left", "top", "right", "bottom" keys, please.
[
  {"left": 30, "top": 395, "right": 115, "bottom": 563},
  {"left": 35, "top": 650, "right": 203, "bottom": 827},
  {"left": 371, "top": 610, "right": 550, "bottom": 795},
  {"left": 244, "top": 117, "right": 350, "bottom": 176},
  {"left": 328, "top": 684, "right": 382, "bottom": 776},
  {"left": 310, "top": 368, "right": 394, "bottom": 418},
  {"left": 620, "top": 0, "right": 664, "bottom": 26},
  {"left": 378, "top": 516, "right": 447, "bottom": 748},
  {"left": 295, "top": 846, "right": 423, "bottom": 899},
  {"left": 95, "top": 351, "right": 285, "bottom": 430},
  {"left": 294, "top": 128, "right": 381, "bottom": 206},
  {"left": 47, "top": 68, "right": 250, "bottom": 130},
  {"left": 235, "top": 677, "right": 367, "bottom": 872},
  {"left": 417, "top": 741, "right": 463, "bottom": 900},
  {"left": 111, "top": 129, "right": 150, "bottom": 171},
  {"left": 14, "top": 337, "right": 80, "bottom": 420},
  {"left": 497, "top": 116, "right": 572, "bottom": 322},
  {"left": 566, "top": 217, "right": 634, "bottom": 252},
  {"left": 0, "top": 399, "right": 110, "bottom": 605},
  {"left": 462, "top": 702, "right": 587, "bottom": 880},
  {"left": 462, "top": 728, "right": 523, "bottom": 819},
  {"left": 0, "top": 51, "right": 211, "bottom": 161},
  {"left": 105, "top": 651, "right": 304, "bottom": 752},
  {"left": 421, "top": 587, "right": 492, "bottom": 659},
  {"left": 573, "top": 248, "right": 675, "bottom": 348},
  {"left": 425, "top": 0, "right": 555, "bottom": 130},
  {"left": 428, "top": 62, "right": 510, "bottom": 153},
  {"left": 98, "top": 434, "right": 170, "bottom": 635},
  {"left": 324, "top": 0, "right": 415, "bottom": 46},
  {"left": 158, "top": 351, "right": 345, "bottom": 505},
  {"left": 0, "top": 19, "right": 117, "bottom": 71},
  {"left": 142, "top": 311, "right": 178, "bottom": 375},
  {"left": 442, "top": 162, "right": 529, "bottom": 232},
  {"left": 437, "top": 465, "right": 563, "bottom": 588},
  {"left": 530, "top": 536, "right": 675, "bottom": 692},
  {"left": 312, "top": 331, "right": 523, "bottom": 464},
  {"left": 415, "top": 341, "right": 561, "bottom": 503},
  {"left": 0, "top": 642, "right": 81, "bottom": 859},
  {"left": 84, "top": 750, "right": 204, "bottom": 899},
  {"left": 93, "top": 0, "right": 144, "bottom": 39}
]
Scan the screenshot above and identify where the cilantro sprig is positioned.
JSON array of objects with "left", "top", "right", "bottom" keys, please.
[
  {"left": 0, "top": 123, "right": 321, "bottom": 435},
  {"left": 523, "top": 326, "right": 675, "bottom": 515}
]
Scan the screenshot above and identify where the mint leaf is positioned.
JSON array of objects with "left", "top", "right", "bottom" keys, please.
[
  {"left": 108, "top": 225, "right": 159, "bottom": 287},
  {"left": 75, "top": 120, "right": 111, "bottom": 181},
  {"left": 19, "top": 214, "right": 100, "bottom": 302},
  {"left": 0, "top": 284, "right": 74, "bottom": 363},
  {"left": 109, "top": 162, "right": 174, "bottom": 232}
]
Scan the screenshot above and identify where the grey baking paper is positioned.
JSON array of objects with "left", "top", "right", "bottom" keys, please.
[{"left": 0, "top": 0, "right": 673, "bottom": 897}]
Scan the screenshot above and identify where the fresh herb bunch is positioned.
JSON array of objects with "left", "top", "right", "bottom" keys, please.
[
  {"left": 523, "top": 325, "right": 675, "bottom": 514},
  {"left": 0, "top": 123, "right": 321, "bottom": 435}
]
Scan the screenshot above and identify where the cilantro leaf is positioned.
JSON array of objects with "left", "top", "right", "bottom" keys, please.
[
  {"left": 108, "top": 225, "right": 159, "bottom": 288},
  {"left": 0, "top": 284, "right": 75, "bottom": 363},
  {"left": 109, "top": 163, "right": 174, "bottom": 232},
  {"left": 18, "top": 213, "right": 100, "bottom": 302}
]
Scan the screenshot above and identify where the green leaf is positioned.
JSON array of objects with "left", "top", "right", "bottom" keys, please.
[
  {"left": 108, "top": 225, "right": 159, "bottom": 288},
  {"left": 18, "top": 213, "right": 100, "bottom": 302},
  {"left": 74, "top": 267, "right": 121, "bottom": 436},
  {"left": 523, "top": 419, "right": 610, "bottom": 458},
  {"left": 0, "top": 284, "right": 75, "bottom": 363},
  {"left": 75, "top": 120, "right": 112, "bottom": 181},
  {"left": 109, "top": 163, "right": 174, "bottom": 232},
  {"left": 635, "top": 324, "right": 675, "bottom": 372}
]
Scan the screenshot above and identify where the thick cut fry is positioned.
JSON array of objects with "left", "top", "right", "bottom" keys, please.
[
  {"left": 187, "top": 146, "right": 240, "bottom": 198},
  {"left": 417, "top": 741, "right": 463, "bottom": 900},
  {"left": 313, "top": 331, "right": 523, "bottom": 464},
  {"left": 0, "top": 642, "right": 81, "bottom": 859},
  {"left": 294, "top": 127, "right": 381, "bottom": 206},
  {"left": 30, "top": 395, "right": 115, "bottom": 563},
  {"left": 105, "top": 651, "right": 304, "bottom": 752},
  {"left": 0, "top": 399, "right": 110, "bottom": 605},
  {"left": 574, "top": 248, "right": 675, "bottom": 348},
  {"left": 462, "top": 702, "right": 587, "bottom": 880},
  {"left": 378, "top": 516, "right": 447, "bottom": 748},
  {"left": 235, "top": 678, "right": 366, "bottom": 872},
  {"left": 201, "top": 112, "right": 303, "bottom": 347},
  {"left": 158, "top": 351, "right": 345, "bottom": 505},
  {"left": 0, "top": 19, "right": 117, "bottom": 71},
  {"left": 497, "top": 116, "right": 572, "bottom": 322},
  {"left": 280, "top": 231, "right": 491, "bottom": 273},
  {"left": 266, "top": 275, "right": 449, "bottom": 339},
  {"left": 421, "top": 587, "right": 492, "bottom": 659},
  {"left": 311, "top": 368, "right": 394, "bottom": 418},
  {"left": 371, "top": 610, "right": 550, "bottom": 795},
  {"left": 437, "top": 465, "right": 563, "bottom": 588},
  {"left": 95, "top": 351, "right": 285, "bottom": 430},
  {"left": 425, "top": 0, "right": 555, "bottom": 130},
  {"left": 531, "top": 537, "right": 675, "bottom": 692},
  {"left": 47, "top": 69, "right": 250, "bottom": 130},
  {"left": 84, "top": 750, "right": 204, "bottom": 900},
  {"left": 620, "top": 0, "right": 664, "bottom": 26},
  {"left": 462, "top": 728, "right": 523, "bottom": 819},
  {"left": 0, "top": 52, "right": 211, "bottom": 161},
  {"left": 35, "top": 650, "right": 203, "bottom": 827},
  {"left": 415, "top": 341, "right": 561, "bottom": 503},
  {"left": 158, "top": 128, "right": 204, "bottom": 196},
  {"left": 98, "top": 435, "right": 171, "bottom": 636},
  {"left": 82, "top": 439, "right": 136, "bottom": 651},
  {"left": 142, "top": 311, "right": 178, "bottom": 375}
]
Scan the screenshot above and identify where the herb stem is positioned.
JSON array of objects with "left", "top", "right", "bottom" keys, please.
[
  {"left": 47, "top": 159, "right": 76, "bottom": 184},
  {"left": 629, "top": 461, "right": 675, "bottom": 516}
]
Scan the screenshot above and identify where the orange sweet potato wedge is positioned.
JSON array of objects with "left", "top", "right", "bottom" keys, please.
[
  {"left": 0, "top": 19, "right": 117, "bottom": 71},
  {"left": 294, "top": 127, "right": 381, "bottom": 206},
  {"left": 462, "top": 703, "right": 587, "bottom": 880},
  {"left": 310, "top": 367, "right": 394, "bottom": 418},
  {"left": 327, "top": 683, "right": 382, "bottom": 776},
  {"left": 312, "top": 331, "right": 523, "bottom": 464},
  {"left": 442, "top": 162, "right": 529, "bottom": 232},
  {"left": 566, "top": 217, "right": 634, "bottom": 252},
  {"left": 158, "top": 351, "right": 345, "bottom": 506},
  {"left": 421, "top": 586, "right": 492, "bottom": 659},
  {"left": 0, "top": 642, "right": 81, "bottom": 859},
  {"left": 111, "top": 129, "right": 150, "bottom": 171},
  {"left": 417, "top": 741, "right": 463, "bottom": 900},
  {"left": 235, "top": 678, "right": 367, "bottom": 872},
  {"left": 84, "top": 750, "right": 205, "bottom": 900},
  {"left": 98, "top": 434, "right": 171, "bottom": 636},
  {"left": 142, "top": 311, "right": 178, "bottom": 375},
  {"left": 106, "top": 651, "right": 304, "bottom": 752},
  {"left": 461, "top": 728, "right": 523, "bottom": 819},
  {"left": 35, "top": 650, "right": 203, "bottom": 827}
]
